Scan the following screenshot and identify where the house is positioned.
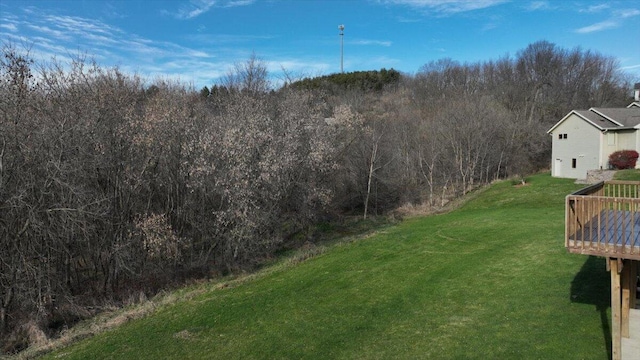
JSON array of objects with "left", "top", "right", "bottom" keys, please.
[{"left": 547, "top": 101, "right": 640, "bottom": 179}]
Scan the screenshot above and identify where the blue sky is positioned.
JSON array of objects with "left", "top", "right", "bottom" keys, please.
[{"left": 1, "top": 0, "right": 639, "bottom": 88}]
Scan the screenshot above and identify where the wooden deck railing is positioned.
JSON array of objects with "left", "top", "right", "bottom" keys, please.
[{"left": 566, "top": 181, "right": 640, "bottom": 260}]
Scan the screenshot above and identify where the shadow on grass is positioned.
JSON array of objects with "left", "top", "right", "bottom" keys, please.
[{"left": 570, "top": 256, "right": 611, "bottom": 358}]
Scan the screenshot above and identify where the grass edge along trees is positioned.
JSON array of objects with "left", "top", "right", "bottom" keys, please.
[{"left": 32, "top": 173, "right": 616, "bottom": 359}]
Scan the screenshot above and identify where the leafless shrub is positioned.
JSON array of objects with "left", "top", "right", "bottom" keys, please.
[{"left": 131, "top": 213, "right": 185, "bottom": 262}]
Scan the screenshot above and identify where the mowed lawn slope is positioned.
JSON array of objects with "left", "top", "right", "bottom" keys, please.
[{"left": 44, "top": 174, "right": 612, "bottom": 359}]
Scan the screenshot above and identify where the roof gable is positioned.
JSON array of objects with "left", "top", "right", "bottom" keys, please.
[
  {"left": 547, "top": 110, "right": 605, "bottom": 133},
  {"left": 548, "top": 105, "right": 640, "bottom": 134}
]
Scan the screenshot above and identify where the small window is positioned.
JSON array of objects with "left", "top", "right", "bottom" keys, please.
[
  {"left": 572, "top": 158, "right": 577, "bottom": 168},
  {"left": 558, "top": 134, "right": 562, "bottom": 139},
  {"left": 563, "top": 134, "right": 568, "bottom": 139}
]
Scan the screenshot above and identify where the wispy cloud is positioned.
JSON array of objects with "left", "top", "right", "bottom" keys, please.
[
  {"left": 0, "top": 23, "right": 18, "bottom": 32},
  {"left": 178, "top": 0, "right": 216, "bottom": 20},
  {"left": 575, "top": 20, "right": 618, "bottom": 33},
  {"left": 575, "top": 6, "right": 639, "bottom": 34},
  {"left": 44, "top": 14, "right": 123, "bottom": 37},
  {"left": 525, "top": 1, "right": 552, "bottom": 11},
  {"left": 621, "top": 64, "right": 640, "bottom": 71},
  {"left": 13, "top": 9, "right": 215, "bottom": 60},
  {"left": 26, "top": 24, "right": 72, "bottom": 41},
  {"left": 267, "top": 59, "right": 330, "bottom": 75},
  {"left": 187, "top": 33, "right": 274, "bottom": 45},
  {"left": 101, "top": 3, "right": 129, "bottom": 19},
  {"left": 2, "top": 5, "right": 322, "bottom": 88},
  {"left": 383, "top": 0, "right": 508, "bottom": 15},
  {"left": 356, "top": 55, "right": 401, "bottom": 69},
  {"left": 481, "top": 20, "right": 499, "bottom": 31},
  {"left": 351, "top": 39, "right": 392, "bottom": 47},
  {"left": 225, "top": 0, "right": 255, "bottom": 7},
  {"left": 3, "top": 6, "right": 223, "bottom": 87},
  {"left": 0, "top": 13, "right": 20, "bottom": 32},
  {"left": 579, "top": 4, "right": 609, "bottom": 13},
  {"left": 616, "top": 8, "right": 640, "bottom": 18},
  {"left": 396, "top": 16, "right": 421, "bottom": 23},
  {"left": 176, "top": 0, "right": 255, "bottom": 20}
]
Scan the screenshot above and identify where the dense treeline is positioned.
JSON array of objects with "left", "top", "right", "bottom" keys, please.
[
  {"left": 0, "top": 40, "right": 633, "bottom": 352},
  {"left": 290, "top": 68, "right": 401, "bottom": 92}
]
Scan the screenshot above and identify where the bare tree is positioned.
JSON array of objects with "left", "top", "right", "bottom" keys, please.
[{"left": 222, "top": 52, "right": 270, "bottom": 94}]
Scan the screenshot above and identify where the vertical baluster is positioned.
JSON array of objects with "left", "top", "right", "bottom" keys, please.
[
  {"left": 612, "top": 198, "right": 620, "bottom": 254},
  {"left": 566, "top": 196, "right": 572, "bottom": 248},
  {"left": 631, "top": 199, "right": 636, "bottom": 256},
  {"left": 624, "top": 198, "right": 628, "bottom": 255},
  {"left": 578, "top": 196, "right": 586, "bottom": 250},
  {"left": 629, "top": 198, "right": 640, "bottom": 254},
  {"left": 585, "top": 196, "right": 596, "bottom": 250},
  {"left": 596, "top": 196, "right": 601, "bottom": 249},
  {"left": 606, "top": 198, "right": 611, "bottom": 253}
]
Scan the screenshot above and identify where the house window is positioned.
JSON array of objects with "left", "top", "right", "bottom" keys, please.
[
  {"left": 558, "top": 133, "right": 568, "bottom": 139},
  {"left": 572, "top": 158, "right": 577, "bottom": 168}
]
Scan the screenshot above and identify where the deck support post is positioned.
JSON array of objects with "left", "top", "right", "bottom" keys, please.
[
  {"left": 631, "top": 260, "right": 638, "bottom": 308},
  {"left": 622, "top": 259, "right": 631, "bottom": 338},
  {"left": 629, "top": 260, "right": 640, "bottom": 309},
  {"left": 609, "top": 257, "right": 622, "bottom": 360}
]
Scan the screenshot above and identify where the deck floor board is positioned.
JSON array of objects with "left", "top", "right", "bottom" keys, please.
[{"left": 572, "top": 209, "right": 640, "bottom": 253}]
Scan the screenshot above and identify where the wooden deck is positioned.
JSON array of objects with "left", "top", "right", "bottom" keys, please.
[
  {"left": 566, "top": 181, "right": 640, "bottom": 260},
  {"left": 565, "top": 181, "right": 640, "bottom": 360}
]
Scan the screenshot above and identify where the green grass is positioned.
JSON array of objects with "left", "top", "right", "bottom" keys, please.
[
  {"left": 42, "top": 174, "right": 613, "bottom": 359},
  {"left": 614, "top": 169, "right": 640, "bottom": 181}
]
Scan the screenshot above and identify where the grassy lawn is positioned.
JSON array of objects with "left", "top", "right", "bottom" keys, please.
[
  {"left": 42, "top": 174, "right": 613, "bottom": 359},
  {"left": 614, "top": 169, "right": 640, "bottom": 181}
]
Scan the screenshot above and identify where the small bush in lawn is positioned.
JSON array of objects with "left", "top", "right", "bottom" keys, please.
[{"left": 608, "top": 150, "right": 639, "bottom": 169}]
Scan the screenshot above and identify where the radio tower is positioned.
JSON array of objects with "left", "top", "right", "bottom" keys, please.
[{"left": 338, "top": 24, "right": 345, "bottom": 73}]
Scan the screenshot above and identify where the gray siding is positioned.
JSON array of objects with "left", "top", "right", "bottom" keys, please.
[
  {"left": 600, "top": 130, "right": 638, "bottom": 170},
  {"left": 617, "top": 131, "right": 636, "bottom": 150}
]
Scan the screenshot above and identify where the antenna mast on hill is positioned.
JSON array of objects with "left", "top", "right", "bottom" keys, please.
[{"left": 338, "top": 24, "right": 345, "bottom": 73}]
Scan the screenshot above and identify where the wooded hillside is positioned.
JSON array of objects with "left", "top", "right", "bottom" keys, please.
[{"left": 0, "top": 40, "right": 634, "bottom": 353}]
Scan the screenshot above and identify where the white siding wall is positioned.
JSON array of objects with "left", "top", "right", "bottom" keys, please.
[{"left": 550, "top": 114, "right": 601, "bottom": 179}]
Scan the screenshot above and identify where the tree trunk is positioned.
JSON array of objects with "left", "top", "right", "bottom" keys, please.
[
  {"left": 364, "top": 141, "right": 378, "bottom": 220},
  {"left": 1, "top": 284, "right": 14, "bottom": 334}
]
